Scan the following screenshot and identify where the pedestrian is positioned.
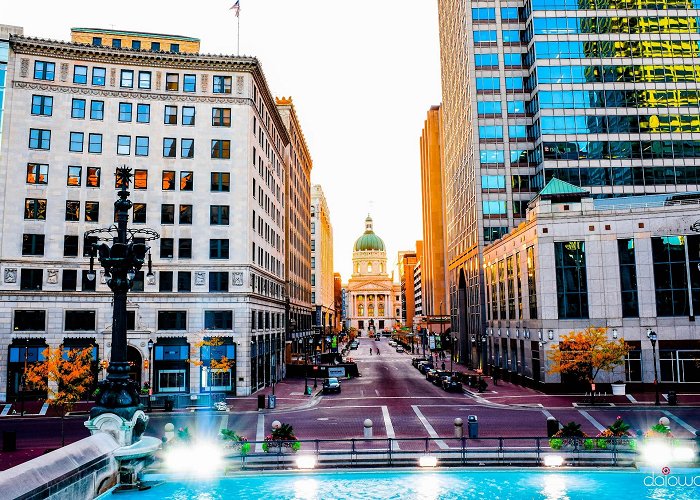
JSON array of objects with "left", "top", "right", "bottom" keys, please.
[
  {"left": 370, "top": 347, "right": 373, "bottom": 355},
  {"left": 377, "top": 347, "right": 380, "bottom": 355},
  {"left": 441, "top": 361, "right": 446, "bottom": 371}
]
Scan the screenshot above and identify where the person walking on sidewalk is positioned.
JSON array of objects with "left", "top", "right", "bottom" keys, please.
[
  {"left": 376, "top": 347, "right": 380, "bottom": 355},
  {"left": 370, "top": 347, "right": 373, "bottom": 355}
]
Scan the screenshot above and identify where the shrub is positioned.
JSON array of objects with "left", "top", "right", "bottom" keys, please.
[{"left": 549, "top": 438, "right": 563, "bottom": 450}]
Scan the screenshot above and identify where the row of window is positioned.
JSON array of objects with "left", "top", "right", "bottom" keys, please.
[
  {"left": 543, "top": 139, "right": 700, "bottom": 160},
  {"left": 536, "top": 89, "right": 700, "bottom": 110},
  {"left": 481, "top": 174, "right": 537, "bottom": 191},
  {"left": 536, "top": 64, "right": 700, "bottom": 84},
  {"left": 474, "top": 30, "right": 525, "bottom": 44},
  {"left": 472, "top": 7, "right": 520, "bottom": 22},
  {"left": 90, "top": 36, "right": 182, "bottom": 54},
  {"left": 477, "top": 100, "right": 526, "bottom": 116},
  {"left": 34, "top": 60, "right": 236, "bottom": 94},
  {"left": 533, "top": 40, "right": 700, "bottom": 59},
  {"left": 531, "top": 0, "right": 700, "bottom": 11},
  {"left": 475, "top": 52, "right": 524, "bottom": 68},
  {"left": 532, "top": 16, "right": 700, "bottom": 35},
  {"left": 542, "top": 165, "right": 700, "bottom": 187}
]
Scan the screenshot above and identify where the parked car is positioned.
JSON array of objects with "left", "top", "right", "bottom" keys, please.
[
  {"left": 396, "top": 346, "right": 404, "bottom": 353},
  {"left": 442, "top": 377, "right": 463, "bottom": 392},
  {"left": 388, "top": 341, "right": 396, "bottom": 347},
  {"left": 417, "top": 361, "right": 433, "bottom": 374},
  {"left": 427, "top": 370, "right": 449, "bottom": 385},
  {"left": 412, "top": 357, "right": 430, "bottom": 368},
  {"left": 322, "top": 377, "right": 341, "bottom": 394},
  {"left": 350, "top": 342, "right": 359, "bottom": 350}
]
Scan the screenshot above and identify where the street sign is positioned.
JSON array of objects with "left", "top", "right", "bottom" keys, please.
[{"left": 328, "top": 367, "right": 346, "bottom": 377}]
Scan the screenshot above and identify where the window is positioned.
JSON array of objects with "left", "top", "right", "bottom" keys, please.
[
  {"left": 482, "top": 200, "right": 507, "bottom": 215},
  {"left": 211, "top": 140, "right": 230, "bottom": 159},
  {"left": 652, "top": 236, "right": 690, "bottom": 317},
  {"left": 158, "top": 369, "right": 187, "bottom": 392},
  {"left": 205, "top": 311, "right": 233, "bottom": 330},
  {"left": 71, "top": 98, "right": 86, "bottom": 119},
  {"left": 20, "top": 269, "right": 43, "bottom": 290},
  {"left": 86, "top": 167, "right": 101, "bottom": 187},
  {"left": 73, "top": 65, "right": 87, "bottom": 84},
  {"left": 14, "top": 310, "right": 46, "bottom": 331},
  {"left": 472, "top": 7, "right": 496, "bottom": 20},
  {"left": 29, "top": 129, "right": 51, "bottom": 150},
  {"left": 504, "top": 53, "right": 522, "bottom": 67},
  {"left": 209, "top": 272, "right": 229, "bottom": 292},
  {"left": 166, "top": 73, "right": 179, "bottom": 91},
  {"left": 509, "top": 125, "right": 527, "bottom": 139},
  {"left": 92, "top": 37, "right": 102, "bottom": 46},
  {"left": 90, "top": 100, "right": 104, "bottom": 120},
  {"left": 160, "top": 238, "right": 174, "bottom": 258},
  {"left": 34, "top": 61, "right": 55, "bottom": 81},
  {"left": 210, "top": 205, "right": 229, "bottom": 225},
  {"left": 162, "top": 171, "right": 175, "bottom": 190},
  {"left": 181, "top": 138, "right": 194, "bottom": 158},
  {"left": 507, "top": 101, "right": 526, "bottom": 114},
  {"left": 480, "top": 150, "right": 505, "bottom": 164},
  {"left": 62, "top": 270, "right": 77, "bottom": 291},
  {"left": 131, "top": 271, "right": 144, "bottom": 292},
  {"left": 26, "top": 163, "right": 48, "bottom": 185},
  {"left": 180, "top": 171, "right": 193, "bottom": 191},
  {"left": 117, "top": 135, "right": 131, "bottom": 155},
  {"left": 481, "top": 175, "right": 506, "bottom": 190},
  {"left": 479, "top": 126, "right": 503, "bottom": 139},
  {"left": 159, "top": 271, "right": 173, "bottom": 292},
  {"left": 135, "top": 136, "right": 149, "bottom": 156},
  {"left": 474, "top": 30, "right": 497, "bottom": 43},
  {"left": 213, "top": 75, "right": 232, "bottom": 93},
  {"left": 179, "top": 205, "right": 193, "bottom": 224},
  {"left": 134, "top": 169, "right": 147, "bottom": 189},
  {"left": 67, "top": 166, "right": 82, "bottom": 186},
  {"left": 527, "top": 246, "right": 538, "bottom": 319},
  {"left": 84, "top": 201, "right": 99, "bottom": 222},
  {"left": 92, "top": 67, "right": 106, "bottom": 86},
  {"left": 88, "top": 133, "right": 102, "bottom": 153},
  {"left": 25, "top": 198, "right": 47, "bottom": 220},
  {"left": 138, "top": 71, "right": 151, "bottom": 89},
  {"left": 182, "top": 106, "right": 195, "bottom": 126},
  {"left": 210, "top": 239, "right": 229, "bottom": 259},
  {"left": 170, "top": 43, "right": 180, "bottom": 53},
  {"left": 163, "top": 138, "right": 176, "bottom": 157},
  {"left": 150, "top": 42, "right": 161, "bottom": 52},
  {"left": 501, "top": 7, "right": 519, "bottom": 20},
  {"left": 83, "top": 235, "right": 97, "bottom": 257},
  {"left": 161, "top": 204, "right": 175, "bottom": 224},
  {"left": 555, "top": 241, "right": 588, "bottom": 319},
  {"left": 211, "top": 172, "right": 230, "bottom": 191},
  {"left": 31, "top": 95, "right": 53, "bottom": 116},
  {"left": 131, "top": 40, "right": 141, "bottom": 50},
  {"left": 22, "top": 234, "right": 45, "bottom": 256},
  {"left": 179, "top": 239, "right": 192, "bottom": 259},
  {"left": 476, "top": 77, "right": 500, "bottom": 91},
  {"left": 136, "top": 104, "right": 150, "bottom": 123},
  {"left": 212, "top": 108, "right": 231, "bottom": 126},
  {"left": 164, "top": 105, "right": 178, "bottom": 125},
  {"left": 618, "top": 239, "right": 639, "bottom": 318},
  {"left": 133, "top": 203, "right": 147, "bottom": 223},
  {"left": 158, "top": 311, "right": 187, "bottom": 330},
  {"left": 64, "top": 235, "right": 79, "bottom": 256},
  {"left": 65, "top": 311, "right": 96, "bottom": 331},
  {"left": 65, "top": 200, "right": 80, "bottom": 221},
  {"left": 477, "top": 101, "right": 502, "bottom": 115},
  {"left": 119, "top": 102, "right": 133, "bottom": 122},
  {"left": 112, "top": 38, "right": 122, "bottom": 48},
  {"left": 177, "top": 272, "right": 191, "bottom": 292},
  {"left": 69, "top": 132, "right": 84, "bottom": 152},
  {"left": 183, "top": 74, "right": 196, "bottom": 92},
  {"left": 475, "top": 53, "right": 498, "bottom": 67}
]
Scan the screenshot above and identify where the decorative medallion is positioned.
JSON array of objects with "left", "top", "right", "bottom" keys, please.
[
  {"left": 60, "top": 63, "right": 69, "bottom": 82},
  {"left": 47, "top": 269, "right": 58, "bottom": 284},
  {"left": 20, "top": 58, "right": 29, "bottom": 78},
  {"left": 201, "top": 74, "right": 209, "bottom": 93},
  {"left": 195, "top": 271, "right": 206, "bottom": 286},
  {"left": 232, "top": 271, "right": 244, "bottom": 286},
  {"left": 110, "top": 68, "right": 116, "bottom": 87},
  {"left": 4, "top": 268, "right": 17, "bottom": 283},
  {"left": 155, "top": 71, "right": 162, "bottom": 90},
  {"left": 236, "top": 75, "right": 244, "bottom": 94}
]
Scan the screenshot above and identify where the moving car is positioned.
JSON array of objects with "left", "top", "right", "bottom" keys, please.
[
  {"left": 322, "top": 377, "right": 341, "bottom": 394},
  {"left": 442, "top": 377, "right": 463, "bottom": 392},
  {"left": 388, "top": 341, "right": 397, "bottom": 347},
  {"left": 350, "top": 342, "right": 359, "bottom": 350},
  {"left": 395, "top": 346, "right": 404, "bottom": 353}
]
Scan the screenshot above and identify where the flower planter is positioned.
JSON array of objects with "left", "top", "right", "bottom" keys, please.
[{"left": 611, "top": 383, "right": 626, "bottom": 396}]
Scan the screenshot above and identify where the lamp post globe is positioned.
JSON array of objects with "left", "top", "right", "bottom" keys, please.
[{"left": 647, "top": 329, "right": 660, "bottom": 406}]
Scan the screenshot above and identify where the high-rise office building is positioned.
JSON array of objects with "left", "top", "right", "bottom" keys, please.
[
  {"left": 438, "top": 0, "right": 700, "bottom": 368},
  {"left": 311, "top": 185, "right": 334, "bottom": 336}
]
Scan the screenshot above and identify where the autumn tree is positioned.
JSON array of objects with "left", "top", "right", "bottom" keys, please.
[
  {"left": 190, "top": 334, "right": 235, "bottom": 397},
  {"left": 25, "top": 346, "right": 95, "bottom": 446},
  {"left": 547, "top": 327, "right": 630, "bottom": 403}
]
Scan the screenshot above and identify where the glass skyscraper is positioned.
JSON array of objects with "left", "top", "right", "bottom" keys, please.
[{"left": 438, "top": 0, "right": 700, "bottom": 366}]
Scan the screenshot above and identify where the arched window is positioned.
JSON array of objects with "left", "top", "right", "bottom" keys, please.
[
  {"left": 367, "top": 262, "right": 373, "bottom": 273},
  {"left": 378, "top": 303, "right": 385, "bottom": 316},
  {"left": 380, "top": 263, "right": 384, "bottom": 273},
  {"left": 368, "top": 304, "right": 375, "bottom": 317},
  {"left": 358, "top": 304, "right": 364, "bottom": 316},
  {"left": 356, "top": 263, "right": 360, "bottom": 274}
]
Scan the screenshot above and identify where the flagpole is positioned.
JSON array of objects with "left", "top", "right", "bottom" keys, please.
[{"left": 237, "top": 12, "right": 240, "bottom": 55}]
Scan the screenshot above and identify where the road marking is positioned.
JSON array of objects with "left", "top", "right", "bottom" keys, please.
[
  {"left": 381, "top": 406, "right": 400, "bottom": 451},
  {"left": 663, "top": 410, "right": 698, "bottom": 435},
  {"left": 39, "top": 403, "right": 49, "bottom": 416},
  {"left": 255, "top": 413, "right": 265, "bottom": 452},
  {"left": 626, "top": 394, "right": 638, "bottom": 403},
  {"left": 578, "top": 409, "right": 605, "bottom": 432},
  {"left": 412, "top": 405, "right": 449, "bottom": 449},
  {"left": 1, "top": 404, "right": 11, "bottom": 416},
  {"left": 375, "top": 389, "right": 380, "bottom": 396}
]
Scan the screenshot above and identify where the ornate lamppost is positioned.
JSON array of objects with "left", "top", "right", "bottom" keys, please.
[
  {"left": 84, "top": 167, "right": 159, "bottom": 445},
  {"left": 647, "top": 329, "right": 660, "bottom": 406}
]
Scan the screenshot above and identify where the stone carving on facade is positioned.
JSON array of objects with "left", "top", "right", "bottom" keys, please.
[
  {"left": 232, "top": 271, "right": 244, "bottom": 286},
  {"left": 20, "top": 58, "right": 29, "bottom": 78},
  {"left": 110, "top": 68, "right": 116, "bottom": 87},
  {"left": 4, "top": 268, "right": 17, "bottom": 283},
  {"left": 60, "top": 63, "right": 69, "bottom": 82},
  {"left": 47, "top": 269, "right": 59, "bottom": 284},
  {"left": 155, "top": 71, "right": 162, "bottom": 90},
  {"left": 201, "top": 74, "right": 209, "bottom": 93},
  {"left": 195, "top": 272, "right": 206, "bottom": 286},
  {"left": 236, "top": 75, "right": 244, "bottom": 94}
]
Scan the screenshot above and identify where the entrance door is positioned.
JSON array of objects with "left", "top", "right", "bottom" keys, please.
[{"left": 127, "top": 345, "right": 142, "bottom": 387}]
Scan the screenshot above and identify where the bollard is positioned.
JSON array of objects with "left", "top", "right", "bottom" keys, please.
[
  {"left": 659, "top": 416, "right": 671, "bottom": 431},
  {"left": 454, "top": 418, "right": 464, "bottom": 438},
  {"left": 364, "top": 419, "right": 373, "bottom": 439},
  {"left": 164, "top": 423, "right": 175, "bottom": 442},
  {"left": 272, "top": 420, "right": 281, "bottom": 430},
  {"left": 547, "top": 417, "right": 560, "bottom": 438}
]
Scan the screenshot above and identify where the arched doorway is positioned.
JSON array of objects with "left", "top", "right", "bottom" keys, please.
[{"left": 127, "top": 345, "right": 142, "bottom": 387}]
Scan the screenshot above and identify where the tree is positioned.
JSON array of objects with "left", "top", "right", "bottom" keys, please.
[
  {"left": 190, "top": 335, "right": 235, "bottom": 397},
  {"left": 547, "top": 327, "right": 630, "bottom": 403},
  {"left": 25, "top": 346, "right": 95, "bottom": 446}
]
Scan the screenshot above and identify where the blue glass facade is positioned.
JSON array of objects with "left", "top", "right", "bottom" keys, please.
[{"left": 0, "top": 40, "right": 8, "bottom": 149}]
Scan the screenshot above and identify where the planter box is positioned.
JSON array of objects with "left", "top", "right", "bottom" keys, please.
[{"left": 611, "top": 383, "right": 626, "bottom": 396}]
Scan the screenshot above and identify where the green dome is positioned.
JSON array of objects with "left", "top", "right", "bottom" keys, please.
[{"left": 353, "top": 215, "right": 385, "bottom": 251}]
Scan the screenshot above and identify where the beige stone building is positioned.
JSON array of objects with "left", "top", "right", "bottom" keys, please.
[{"left": 311, "top": 185, "right": 334, "bottom": 335}]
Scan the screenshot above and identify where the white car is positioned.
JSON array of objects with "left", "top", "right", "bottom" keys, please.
[
  {"left": 389, "top": 341, "right": 397, "bottom": 347},
  {"left": 396, "top": 346, "right": 405, "bottom": 353}
]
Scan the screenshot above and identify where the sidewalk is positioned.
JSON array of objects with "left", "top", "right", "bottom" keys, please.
[{"left": 226, "top": 378, "right": 324, "bottom": 414}]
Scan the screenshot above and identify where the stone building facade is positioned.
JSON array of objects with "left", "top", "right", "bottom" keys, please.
[
  {"left": 311, "top": 185, "right": 334, "bottom": 336},
  {"left": 0, "top": 30, "right": 293, "bottom": 399}
]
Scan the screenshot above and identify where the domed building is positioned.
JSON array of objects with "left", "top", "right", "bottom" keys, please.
[{"left": 345, "top": 215, "right": 401, "bottom": 335}]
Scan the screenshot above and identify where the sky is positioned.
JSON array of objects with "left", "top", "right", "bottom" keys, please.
[{"left": 3, "top": 0, "right": 443, "bottom": 281}]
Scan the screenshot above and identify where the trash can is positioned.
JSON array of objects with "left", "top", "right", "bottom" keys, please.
[
  {"left": 2, "top": 431, "right": 16, "bottom": 452},
  {"left": 268, "top": 395, "right": 277, "bottom": 409},
  {"left": 547, "top": 417, "right": 560, "bottom": 438},
  {"left": 164, "top": 398, "right": 174, "bottom": 412},
  {"left": 467, "top": 415, "right": 478, "bottom": 438},
  {"left": 257, "top": 394, "right": 266, "bottom": 410},
  {"left": 668, "top": 391, "right": 678, "bottom": 406}
]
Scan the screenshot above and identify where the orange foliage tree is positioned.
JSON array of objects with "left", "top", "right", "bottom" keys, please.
[
  {"left": 547, "top": 327, "right": 630, "bottom": 402},
  {"left": 25, "top": 346, "right": 95, "bottom": 446},
  {"left": 190, "top": 335, "right": 235, "bottom": 395}
]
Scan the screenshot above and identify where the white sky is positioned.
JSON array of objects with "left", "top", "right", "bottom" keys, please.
[{"left": 3, "top": 0, "right": 443, "bottom": 282}]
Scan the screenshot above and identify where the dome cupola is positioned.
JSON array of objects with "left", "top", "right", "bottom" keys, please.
[{"left": 353, "top": 215, "right": 385, "bottom": 252}]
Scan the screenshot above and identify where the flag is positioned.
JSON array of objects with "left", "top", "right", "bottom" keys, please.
[{"left": 230, "top": 0, "right": 240, "bottom": 17}]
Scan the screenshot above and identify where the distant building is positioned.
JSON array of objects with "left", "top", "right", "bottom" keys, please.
[
  {"left": 70, "top": 27, "right": 200, "bottom": 54},
  {"left": 333, "top": 273, "right": 342, "bottom": 333},
  {"left": 311, "top": 185, "right": 334, "bottom": 335},
  {"left": 398, "top": 250, "right": 417, "bottom": 328},
  {"left": 0, "top": 25, "right": 23, "bottom": 149}
]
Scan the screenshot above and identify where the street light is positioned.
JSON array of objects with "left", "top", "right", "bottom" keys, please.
[
  {"left": 85, "top": 166, "right": 159, "bottom": 426},
  {"left": 647, "top": 329, "right": 660, "bottom": 406},
  {"left": 147, "top": 338, "right": 154, "bottom": 412}
]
